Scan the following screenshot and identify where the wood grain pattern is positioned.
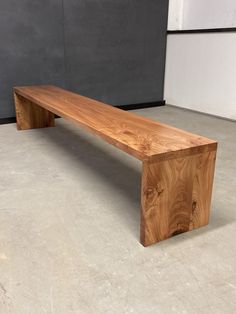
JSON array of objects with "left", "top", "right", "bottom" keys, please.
[
  {"left": 141, "top": 150, "right": 217, "bottom": 246},
  {"left": 14, "top": 86, "right": 217, "bottom": 162},
  {"left": 13, "top": 85, "right": 217, "bottom": 246},
  {"left": 14, "top": 92, "right": 55, "bottom": 130}
]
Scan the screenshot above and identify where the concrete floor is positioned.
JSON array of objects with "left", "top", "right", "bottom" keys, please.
[{"left": 0, "top": 105, "right": 236, "bottom": 314}]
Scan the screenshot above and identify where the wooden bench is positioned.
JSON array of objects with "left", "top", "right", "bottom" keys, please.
[{"left": 14, "top": 86, "right": 217, "bottom": 246}]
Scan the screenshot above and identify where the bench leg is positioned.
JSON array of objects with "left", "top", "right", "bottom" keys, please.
[
  {"left": 14, "top": 92, "right": 55, "bottom": 130},
  {"left": 140, "top": 150, "right": 217, "bottom": 246}
]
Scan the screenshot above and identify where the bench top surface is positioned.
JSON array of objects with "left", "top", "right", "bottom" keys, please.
[{"left": 14, "top": 85, "right": 217, "bottom": 162}]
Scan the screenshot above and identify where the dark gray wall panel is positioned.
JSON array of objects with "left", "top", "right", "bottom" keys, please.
[
  {"left": 0, "top": 0, "right": 169, "bottom": 119},
  {"left": 63, "top": 0, "right": 168, "bottom": 106},
  {"left": 0, "top": 0, "right": 65, "bottom": 118}
]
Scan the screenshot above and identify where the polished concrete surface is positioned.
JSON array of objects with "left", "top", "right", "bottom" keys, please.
[{"left": 0, "top": 105, "right": 236, "bottom": 313}]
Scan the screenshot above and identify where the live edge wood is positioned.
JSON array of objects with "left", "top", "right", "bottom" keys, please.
[{"left": 14, "top": 86, "right": 217, "bottom": 246}]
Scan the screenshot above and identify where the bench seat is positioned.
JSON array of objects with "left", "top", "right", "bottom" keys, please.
[{"left": 14, "top": 86, "right": 217, "bottom": 246}]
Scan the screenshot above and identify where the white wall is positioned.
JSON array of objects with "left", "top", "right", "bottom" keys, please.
[
  {"left": 168, "top": 0, "right": 183, "bottom": 30},
  {"left": 168, "top": 0, "right": 236, "bottom": 30},
  {"left": 183, "top": 0, "right": 236, "bottom": 30},
  {"left": 165, "top": 0, "right": 236, "bottom": 120},
  {"left": 165, "top": 34, "right": 236, "bottom": 120}
]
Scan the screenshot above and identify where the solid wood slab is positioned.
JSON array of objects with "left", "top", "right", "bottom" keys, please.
[
  {"left": 14, "top": 93, "right": 55, "bottom": 130},
  {"left": 14, "top": 86, "right": 217, "bottom": 162},
  {"left": 141, "top": 150, "right": 216, "bottom": 246},
  {"left": 14, "top": 85, "right": 217, "bottom": 246}
]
